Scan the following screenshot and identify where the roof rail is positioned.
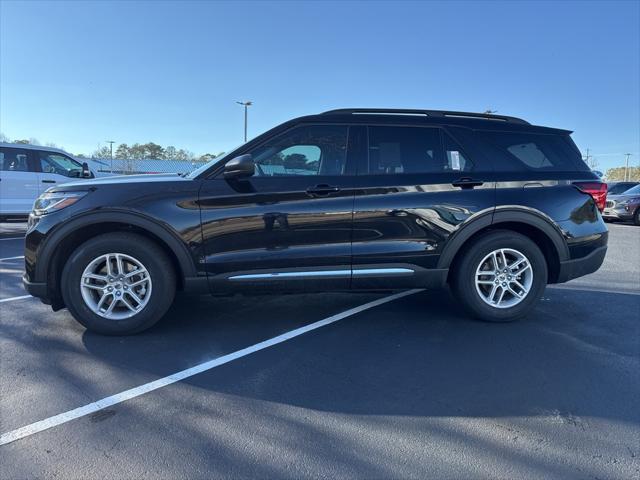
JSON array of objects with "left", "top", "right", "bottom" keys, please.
[{"left": 321, "top": 108, "right": 530, "bottom": 125}]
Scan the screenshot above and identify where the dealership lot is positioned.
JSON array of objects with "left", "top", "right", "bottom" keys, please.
[{"left": 1, "top": 223, "right": 638, "bottom": 479}]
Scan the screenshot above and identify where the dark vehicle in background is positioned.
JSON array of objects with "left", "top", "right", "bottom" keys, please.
[
  {"left": 606, "top": 181, "right": 639, "bottom": 195},
  {"left": 23, "top": 109, "right": 608, "bottom": 335},
  {"left": 603, "top": 183, "right": 640, "bottom": 225}
]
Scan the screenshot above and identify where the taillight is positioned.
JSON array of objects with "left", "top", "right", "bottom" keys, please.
[{"left": 573, "top": 181, "right": 607, "bottom": 212}]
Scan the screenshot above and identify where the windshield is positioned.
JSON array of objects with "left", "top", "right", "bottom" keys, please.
[
  {"left": 185, "top": 146, "right": 240, "bottom": 179},
  {"left": 622, "top": 184, "right": 640, "bottom": 195}
]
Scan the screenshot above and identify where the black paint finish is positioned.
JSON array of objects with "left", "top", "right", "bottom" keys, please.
[{"left": 23, "top": 110, "right": 609, "bottom": 308}]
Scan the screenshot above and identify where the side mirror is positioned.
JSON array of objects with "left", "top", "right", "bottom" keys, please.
[
  {"left": 81, "top": 162, "right": 92, "bottom": 178},
  {"left": 223, "top": 154, "right": 254, "bottom": 179}
]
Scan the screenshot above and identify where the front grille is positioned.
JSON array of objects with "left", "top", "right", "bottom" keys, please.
[{"left": 606, "top": 200, "right": 615, "bottom": 208}]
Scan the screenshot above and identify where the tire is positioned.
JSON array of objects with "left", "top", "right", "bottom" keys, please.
[
  {"left": 634, "top": 208, "right": 640, "bottom": 226},
  {"left": 61, "top": 232, "right": 176, "bottom": 335},
  {"left": 450, "top": 230, "right": 548, "bottom": 323}
]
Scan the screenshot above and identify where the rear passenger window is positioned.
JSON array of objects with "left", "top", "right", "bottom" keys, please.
[
  {"left": 0, "top": 148, "right": 31, "bottom": 172},
  {"left": 367, "top": 126, "right": 442, "bottom": 174},
  {"left": 366, "top": 126, "right": 475, "bottom": 174},
  {"left": 480, "top": 131, "right": 589, "bottom": 172}
]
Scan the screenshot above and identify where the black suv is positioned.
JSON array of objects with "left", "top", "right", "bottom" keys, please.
[{"left": 23, "top": 109, "right": 608, "bottom": 335}]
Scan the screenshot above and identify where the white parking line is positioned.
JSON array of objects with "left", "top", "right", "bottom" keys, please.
[
  {"left": 547, "top": 285, "right": 640, "bottom": 296},
  {"left": 0, "top": 295, "right": 32, "bottom": 304},
  {"left": 0, "top": 289, "right": 422, "bottom": 446},
  {"left": 0, "top": 255, "right": 24, "bottom": 261}
]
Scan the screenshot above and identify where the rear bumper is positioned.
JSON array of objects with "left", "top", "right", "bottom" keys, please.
[{"left": 556, "top": 245, "right": 607, "bottom": 283}]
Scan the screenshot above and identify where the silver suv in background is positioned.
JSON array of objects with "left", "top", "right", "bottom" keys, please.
[{"left": 0, "top": 143, "right": 94, "bottom": 220}]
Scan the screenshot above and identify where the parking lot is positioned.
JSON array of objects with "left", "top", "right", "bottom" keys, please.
[{"left": 0, "top": 222, "right": 638, "bottom": 479}]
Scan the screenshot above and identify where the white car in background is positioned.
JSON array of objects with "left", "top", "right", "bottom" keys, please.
[{"left": 0, "top": 143, "right": 95, "bottom": 220}]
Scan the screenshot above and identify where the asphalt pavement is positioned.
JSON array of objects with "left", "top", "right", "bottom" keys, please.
[{"left": 0, "top": 222, "right": 638, "bottom": 479}]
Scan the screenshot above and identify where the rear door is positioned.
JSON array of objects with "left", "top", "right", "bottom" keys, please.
[
  {"left": 199, "top": 123, "right": 359, "bottom": 293},
  {"left": 0, "top": 147, "right": 40, "bottom": 215},
  {"left": 351, "top": 125, "right": 496, "bottom": 288}
]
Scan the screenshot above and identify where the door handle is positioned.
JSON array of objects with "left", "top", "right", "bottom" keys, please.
[
  {"left": 306, "top": 184, "right": 340, "bottom": 196},
  {"left": 41, "top": 180, "right": 57, "bottom": 184},
  {"left": 451, "top": 177, "right": 483, "bottom": 189}
]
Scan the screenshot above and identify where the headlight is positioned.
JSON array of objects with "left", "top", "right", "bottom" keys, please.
[
  {"left": 33, "top": 191, "right": 87, "bottom": 215},
  {"left": 617, "top": 199, "right": 630, "bottom": 206}
]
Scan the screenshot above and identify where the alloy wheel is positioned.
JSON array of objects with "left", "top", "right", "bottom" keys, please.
[
  {"left": 475, "top": 248, "right": 533, "bottom": 309},
  {"left": 80, "top": 253, "right": 153, "bottom": 320}
]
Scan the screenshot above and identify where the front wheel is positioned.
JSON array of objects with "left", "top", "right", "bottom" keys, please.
[
  {"left": 61, "top": 233, "right": 176, "bottom": 335},
  {"left": 450, "top": 230, "right": 548, "bottom": 322},
  {"left": 634, "top": 208, "right": 640, "bottom": 226}
]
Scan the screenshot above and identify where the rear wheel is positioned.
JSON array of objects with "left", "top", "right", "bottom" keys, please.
[
  {"left": 451, "top": 230, "right": 548, "bottom": 322},
  {"left": 61, "top": 233, "right": 176, "bottom": 335}
]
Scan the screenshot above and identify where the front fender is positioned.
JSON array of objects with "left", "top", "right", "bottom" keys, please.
[{"left": 33, "top": 209, "right": 199, "bottom": 283}]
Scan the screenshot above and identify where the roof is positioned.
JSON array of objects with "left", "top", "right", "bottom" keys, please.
[
  {"left": 288, "top": 108, "right": 571, "bottom": 134},
  {"left": 0, "top": 142, "right": 76, "bottom": 157}
]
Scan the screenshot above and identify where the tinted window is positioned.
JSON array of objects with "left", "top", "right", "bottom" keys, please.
[
  {"left": 367, "top": 126, "right": 444, "bottom": 174},
  {"left": 609, "top": 183, "right": 638, "bottom": 194},
  {"left": 39, "top": 152, "right": 83, "bottom": 177},
  {"left": 249, "top": 125, "right": 348, "bottom": 176},
  {"left": 0, "top": 148, "right": 31, "bottom": 172},
  {"left": 480, "top": 131, "right": 589, "bottom": 172},
  {"left": 442, "top": 131, "right": 474, "bottom": 172},
  {"left": 623, "top": 184, "right": 640, "bottom": 195}
]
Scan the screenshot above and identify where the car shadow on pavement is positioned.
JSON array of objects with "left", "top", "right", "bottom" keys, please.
[
  {"left": 2, "top": 287, "right": 638, "bottom": 478},
  {"left": 78, "top": 288, "right": 640, "bottom": 422},
  {"left": 73, "top": 288, "right": 640, "bottom": 479}
]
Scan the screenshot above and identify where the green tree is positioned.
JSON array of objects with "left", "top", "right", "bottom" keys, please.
[
  {"left": 115, "top": 144, "right": 130, "bottom": 159},
  {"left": 165, "top": 146, "right": 178, "bottom": 159},
  {"left": 174, "top": 149, "right": 193, "bottom": 161},
  {"left": 143, "top": 142, "right": 164, "bottom": 160},
  {"left": 197, "top": 153, "right": 218, "bottom": 162},
  {"left": 92, "top": 146, "right": 112, "bottom": 158},
  {"left": 605, "top": 166, "right": 640, "bottom": 182}
]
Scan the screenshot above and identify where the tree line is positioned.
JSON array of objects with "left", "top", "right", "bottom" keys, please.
[
  {"left": 0, "top": 133, "right": 221, "bottom": 163},
  {"left": 604, "top": 166, "right": 640, "bottom": 182},
  {"left": 91, "top": 143, "right": 222, "bottom": 163}
]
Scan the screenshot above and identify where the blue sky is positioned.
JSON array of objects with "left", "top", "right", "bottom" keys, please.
[{"left": 1, "top": 0, "right": 638, "bottom": 171}]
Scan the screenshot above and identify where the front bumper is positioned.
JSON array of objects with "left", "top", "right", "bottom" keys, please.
[
  {"left": 602, "top": 206, "right": 634, "bottom": 221},
  {"left": 22, "top": 275, "right": 49, "bottom": 302},
  {"left": 556, "top": 245, "right": 607, "bottom": 283}
]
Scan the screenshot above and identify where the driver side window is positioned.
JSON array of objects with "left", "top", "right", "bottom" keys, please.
[
  {"left": 39, "top": 152, "right": 82, "bottom": 178},
  {"left": 249, "top": 125, "right": 348, "bottom": 177}
]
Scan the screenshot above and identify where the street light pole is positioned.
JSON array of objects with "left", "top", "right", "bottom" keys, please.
[
  {"left": 236, "top": 101, "right": 253, "bottom": 142},
  {"left": 624, "top": 153, "right": 631, "bottom": 181},
  {"left": 106, "top": 140, "right": 115, "bottom": 173}
]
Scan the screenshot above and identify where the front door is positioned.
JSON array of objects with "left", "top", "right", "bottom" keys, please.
[
  {"left": 36, "top": 151, "right": 85, "bottom": 191},
  {"left": 199, "top": 124, "right": 359, "bottom": 293}
]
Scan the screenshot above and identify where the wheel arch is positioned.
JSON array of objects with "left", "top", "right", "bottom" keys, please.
[
  {"left": 438, "top": 208, "right": 569, "bottom": 284},
  {"left": 38, "top": 210, "right": 198, "bottom": 305}
]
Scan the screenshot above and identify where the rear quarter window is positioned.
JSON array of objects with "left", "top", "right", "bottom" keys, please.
[{"left": 475, "top": 130, "right": 590, "bottom": 172}]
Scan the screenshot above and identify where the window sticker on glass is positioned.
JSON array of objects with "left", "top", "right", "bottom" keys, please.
[{"left": 449, "top": 150, "right": 461, "bottom": 170}]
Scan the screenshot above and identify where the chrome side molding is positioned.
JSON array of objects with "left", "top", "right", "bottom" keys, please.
[{"left": 229, "top": 267, "right": 414, "bottom": 281}]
